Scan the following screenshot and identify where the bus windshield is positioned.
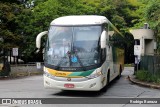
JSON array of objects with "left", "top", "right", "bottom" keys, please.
[{"left": 44, "top": 25, "right": 101, "bottom": 69}]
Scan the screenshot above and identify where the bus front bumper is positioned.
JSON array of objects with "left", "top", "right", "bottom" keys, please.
[{"left": 44, "top": 75, "right": 103, "bottom": 91}]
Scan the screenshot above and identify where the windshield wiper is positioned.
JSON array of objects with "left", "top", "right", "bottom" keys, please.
[
  {"left": 74, "top": 50, "right": 86, "bottom": 71},
  {"left": 55, "top": 57, "right": 64, "bottom": 70},
  {"left": 55, "top": 51, "right": 71, "bottom": 70},
  {"left": 55, "top": 50, "right": 86, "bottom": 71}
]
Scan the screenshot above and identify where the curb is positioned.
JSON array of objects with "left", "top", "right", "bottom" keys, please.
[
  {"left": 128, "top": 76, "right": 160, "bottom": 89},
  {"left": 0, "top": 72, "right": 43, "bottom": 80}
]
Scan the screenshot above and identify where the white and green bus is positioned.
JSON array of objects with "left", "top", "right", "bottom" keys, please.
[{"left": 36, "top": 15, "right": 124, "bottom": 91}]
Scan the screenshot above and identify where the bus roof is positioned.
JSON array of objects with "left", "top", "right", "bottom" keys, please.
[{"left": 50, "top": 15, "right": 109, "bottom": 26}]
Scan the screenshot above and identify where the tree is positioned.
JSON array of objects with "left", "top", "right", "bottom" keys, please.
[
  {"left": 18, "top": 0, "right": 81, "bottom": 62},
  {"left": 0, "top": 2, "right": 24, "bottom": 75},
  {"left": 21, "top": 0, "right": 141, "bottom": 63},
  {"left": 145, "top": 0, "right": 160, "bottom": 51},
  {"left": 3, "top": 0, "right": 158, "bottom": 63},
  {"left": 0, "top": 1, "right": 38, "bottom": 63},
  {"left": 0, "top": 2, "right": 23, "bottom": 56}
]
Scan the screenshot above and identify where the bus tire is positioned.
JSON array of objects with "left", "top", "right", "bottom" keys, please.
[{"left": 101, "top": 70, "right": 110, "bottom": 92}]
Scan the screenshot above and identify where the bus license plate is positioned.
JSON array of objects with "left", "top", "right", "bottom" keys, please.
[{"left": 64, "top": 84, "right": 74, "bottom": 88}]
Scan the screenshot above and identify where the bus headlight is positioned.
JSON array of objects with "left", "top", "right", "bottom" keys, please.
[
  {"left": 43, "top": 67, "right": 54, "bottom": 78},
  {"left": 44, "top": 71, "right": 51, "bottom": 78},
  {"left": 86, "top": 70, "right": 102, "bottom": 79}
]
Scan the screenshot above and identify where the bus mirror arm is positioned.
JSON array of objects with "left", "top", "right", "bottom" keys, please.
[
  {"left": 100, "top": 30, "right": 107, "bottom": 49},
  {"left": 36, "top": 31, "right": 48, "bottom": 51}
]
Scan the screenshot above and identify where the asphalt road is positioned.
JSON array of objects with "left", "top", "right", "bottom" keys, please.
[{"left": 0, "top": 67, "right": 160, "bottom": 107}]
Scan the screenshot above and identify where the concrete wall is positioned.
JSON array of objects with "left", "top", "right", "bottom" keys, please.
[
  {"left": 145, "top": 39, "right": 154, "bottom": 55},
  {"left": 130, "top": 29, "right": 154, "bottom": 56},
  {"left": 10, "top": 64, "right": 43, "bottom": 76},
  {"left": 130, "top": 29, "right": 154, "bottom": 40}
]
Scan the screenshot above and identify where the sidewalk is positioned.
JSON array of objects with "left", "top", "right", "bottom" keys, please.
[
  {"left": 123, "top": 67, "right": 160, "bottom": 89},
  {"left": 128, "top": 75, "right": 160, "bottom": 89}
]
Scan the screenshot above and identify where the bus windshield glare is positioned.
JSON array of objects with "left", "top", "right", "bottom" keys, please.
[{"left": 44, "top": 25, "right": 102, "bottom": 69}]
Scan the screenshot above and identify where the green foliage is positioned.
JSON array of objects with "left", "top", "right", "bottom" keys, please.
[
  {"left": 0, "top": 2, "right": 24, "bottom": 50},
  {"left": 136, "top": 70, "right": 160, "bottom": 84},
  {"left": 1, "top": 0, "right": 160, "bottom": 62},
  {"left": 145, "top": 0, "right": 160, "bottom": 51},
  {"left": 124, "top": 64, "right": 133, "bottom": 67},
  {"left": 0, "top": 1, "right": 37, "bottom": 62}
]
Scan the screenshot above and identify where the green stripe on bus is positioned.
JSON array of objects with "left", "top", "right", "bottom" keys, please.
[{"left": 68, "top": 69, "right": 95, "bottom": 77}]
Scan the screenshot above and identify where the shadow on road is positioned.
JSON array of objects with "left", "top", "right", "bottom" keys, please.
[{"left": 53, "top": 90, "right": 103, "bottom": 97}]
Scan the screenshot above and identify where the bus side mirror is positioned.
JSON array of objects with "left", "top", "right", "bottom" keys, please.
[
  {"left": 36, "top": 31, "right": 48, "bottom": 51},
  {"left": 100, "top": 30, "right": 107, "bottom": 49}
]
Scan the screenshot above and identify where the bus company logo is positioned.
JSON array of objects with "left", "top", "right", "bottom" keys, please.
[
  {"left": 55, "top": 72, "right": 67, "bottom": 76},
  {"left": 2, "top": 99, "right": 11, "bottom": 104},
  {"left": 67, "top": 78, "right": 71, "bottom": 81}
]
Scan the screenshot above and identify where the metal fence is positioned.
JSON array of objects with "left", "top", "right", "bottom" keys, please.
[{"left": 140, "top": 55, "right": 160, "bottom": 74}]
